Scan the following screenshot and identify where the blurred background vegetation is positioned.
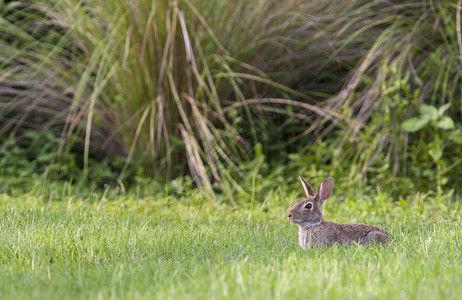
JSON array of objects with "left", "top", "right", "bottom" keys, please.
[{"left": 1, "top": 0, "right": 461, "bottom": 203}]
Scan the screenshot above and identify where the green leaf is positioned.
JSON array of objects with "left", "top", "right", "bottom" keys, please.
[
  {"left": 449, "top": 130, "right": 462, "bottom": 145},
  {"left": 419, "top": 104, "right": 438, "bottom": 120},
  {"left": 437, "top": 117, "right": 455, "bottom": 130},
  {"left": 401, "top": 117, "right": 430, "bottom": 132},
  {"left": 437, "top": 103, "right": 451, "bottom": 116},
  {"left": 428, "top": 144, "right": 442, "bottom": 162},
  {"left": 422, "top": 169, "right": 434, "bottom": 178}
]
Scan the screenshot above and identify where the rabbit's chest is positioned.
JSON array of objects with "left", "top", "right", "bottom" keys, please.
[
  {"left": 298, "top": 227, "right": 330, "bottom": 249},
  {"left": 298, "top": 230, "right": 308, "bottom": 249}
]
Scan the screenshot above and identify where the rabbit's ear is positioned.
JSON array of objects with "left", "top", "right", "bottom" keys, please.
[
  {"left": 316, "top": 177, "right": 334, "bottom": 205},
  {"left": 299, "top": 176, "right": 315, "bottom": 197}
]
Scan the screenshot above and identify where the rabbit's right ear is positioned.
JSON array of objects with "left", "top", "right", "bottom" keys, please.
[
  {"left": 299, "top": 176, "right": 315, "bottom": 197},
  {"left": 316, "top": 177, "right": 334, "bottom": 205}
]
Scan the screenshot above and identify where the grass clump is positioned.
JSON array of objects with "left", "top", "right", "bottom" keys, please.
[{"left": 2, "top": 0, "right": 461, "bottom": 201}]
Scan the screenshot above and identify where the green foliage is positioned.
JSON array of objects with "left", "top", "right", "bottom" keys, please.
[
  {"left": 401, "top": 103, "right": 462, "bottom": 195},
  {"left": 0, "top": 184, "right": 461, "bottom": 299},
  {"left": 402, "top": 104, "right": 460, "bottom": 163},
  {"left": 0, "top": 131, "right": 139, "bottom": 192},
  {"left": 402, "top": 104, "right": 453, "bottom": 133}
]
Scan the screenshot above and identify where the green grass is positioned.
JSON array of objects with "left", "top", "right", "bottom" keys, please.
[{"left": 1, "top": 186, "right": 461, "bottom": 299}]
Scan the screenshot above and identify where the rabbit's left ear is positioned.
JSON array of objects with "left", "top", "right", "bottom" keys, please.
[
  {"left": 299, "top": 176, "right": 315, "bottom": 197},
  {"left": 316, "top": 177, "right": 334, "bottom": 205}
]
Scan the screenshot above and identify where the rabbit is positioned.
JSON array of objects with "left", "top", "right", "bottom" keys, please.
[{"left": 286, "top": 177, "right": 389, "bottom": 249}]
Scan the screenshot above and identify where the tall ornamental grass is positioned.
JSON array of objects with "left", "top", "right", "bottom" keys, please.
[{"left": 1, "top": 0, "right": 461, "bottom": 198}]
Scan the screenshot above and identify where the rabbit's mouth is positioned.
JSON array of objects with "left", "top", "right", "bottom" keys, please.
[
  {"left": 289, "top": 219, "right": 303, "bottom": 224},
  {"left": 290, "top": 218, "right": 322, "bottom": 228}
]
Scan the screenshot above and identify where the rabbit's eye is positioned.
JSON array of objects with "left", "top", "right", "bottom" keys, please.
[{"left": 304, "top": 202, "right": 313, "bottom": 209}]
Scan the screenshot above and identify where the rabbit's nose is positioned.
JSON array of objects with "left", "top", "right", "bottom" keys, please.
[{"left": 287, "top": 213, "right": 292, "bottom": 219}]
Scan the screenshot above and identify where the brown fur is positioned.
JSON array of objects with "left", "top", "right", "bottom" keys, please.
[{"left": 287, "top": 177, "right": 389, "bottom": 249}]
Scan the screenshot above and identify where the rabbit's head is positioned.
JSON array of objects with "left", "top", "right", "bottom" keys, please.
[{"left": 286, "top": 177, "right": 334, "bottom": 227}]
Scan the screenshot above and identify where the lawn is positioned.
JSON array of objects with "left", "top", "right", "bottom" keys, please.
[{"left": 0, "top": 186, "right": 461, "bottom": 299}]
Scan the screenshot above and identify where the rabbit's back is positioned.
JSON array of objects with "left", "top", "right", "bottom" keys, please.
[{"left": 299, "top": 220, "right": 389, "bottom": 248}]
